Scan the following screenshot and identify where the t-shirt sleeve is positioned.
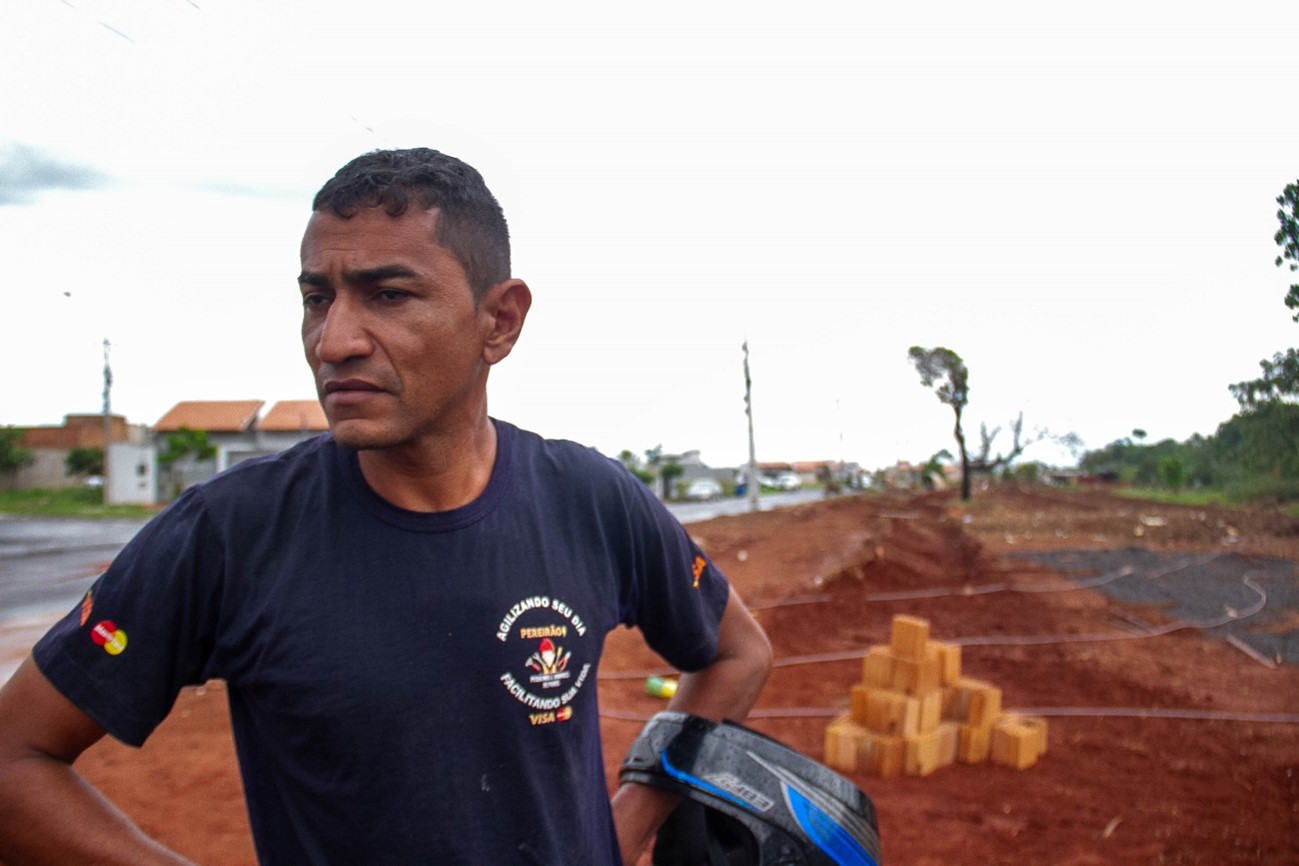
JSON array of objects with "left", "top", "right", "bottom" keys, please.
[
  {"left": 617, "top": 476, "right": 731, "bottom": 673},
  {"left": 31, "top": 488, "right": 226, "bottom": 747}
]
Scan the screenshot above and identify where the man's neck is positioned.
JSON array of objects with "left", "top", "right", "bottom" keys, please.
[{"left": 355, "top": 417, "right": 498, "bottom": 513}]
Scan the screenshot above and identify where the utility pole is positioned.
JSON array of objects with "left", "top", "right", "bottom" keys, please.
[
  {"left": 836, "top": 398, "right": 844, "bottom": 465},
  {"left": 743, "top": 340, "right": 760, "bottom": 513},
  {"left": 101, "top": 338, "right": 112, "bottom": 503}
]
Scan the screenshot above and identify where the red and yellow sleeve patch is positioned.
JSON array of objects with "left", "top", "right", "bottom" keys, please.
[
  {"left": 692, "top": 556, "right": 707, "bottom": 589},
  {"left": 91, "top": 620, "right": 128, "bottom": 656}
]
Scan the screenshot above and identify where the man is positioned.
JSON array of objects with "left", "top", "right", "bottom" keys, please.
[{"left": 0, "top": 148, "right": 772, "bottom": 864}]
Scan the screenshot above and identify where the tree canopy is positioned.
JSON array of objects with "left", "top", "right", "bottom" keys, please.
[
  {"left": 908, "top": 346, "right": 972, "bottom": 499},
  {"left": 1080, "top": 402, "right": 1299, "bottom": 500},
  {"left": 64, "top": 447, "right": 103, "bottom": 477},
  {"left": 1230, "top": 180, "right": 1299, "bottom": 405},
  {"left": 0, "top": 428, "right": 33, "bottom": 473},
  {"left": 157, "top": 427, "right": 217, "bottom": 467}
]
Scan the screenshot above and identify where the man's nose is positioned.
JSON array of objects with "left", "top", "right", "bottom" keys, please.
[{"left": 314, "top": 297, "right": 373, "bottom": 364}]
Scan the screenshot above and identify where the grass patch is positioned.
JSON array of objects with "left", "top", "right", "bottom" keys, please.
[
  {"left": 1110, "top": 487, "right": 1233, "bottom": 507},
  {"left": 0, "top": 487, "right": 157, "bottom": 518}
]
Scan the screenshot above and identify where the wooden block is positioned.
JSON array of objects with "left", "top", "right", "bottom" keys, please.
[
  {"left": 846, "top": 685, "right": 867, "bottom": 727},
  {"left": 866, "top": 734, "right": 905, "bottom": 779},
  {"left": 947, "top": 678, "right": 1002, "bottom": 728},
  {"left": 958, "top": 723, "right": 991, "bottom": 763},
  {"left": 936, "top": 721, "right": 960, "bottom": 767},
  {"left": 890, "top": 647, "right": 942, "bottom": 694},
  {"left": 1002, "top": 714, "right": 1048, "bottom": 757},
  {"left": 903, "top": 729, "right": 943, "bottom": 777},
  {"left": 867, "top": 693, "right": 925, "bottom": 738},
  {"left": 1027, "top": 716, "right": 1048, "bottom": 756},
  {"left": 861, "top": 645, "right": 894, "bottom": 689},
  {"left": 935, "top": 641, "right": 962, "bottom": 685},
  {"left": 865, "top": 688, "right": 908, "bottom": 735},
  {"left": 940, "top": 684, "right": 965, "bottom": 721},
  {"left": 991, "top": 718, "right": 1040, "bottom": 770},
  {"left": 917, "top": 688, "right": 943, "bottom": 734},
  {"left": 944, "top": 677, "right": 993, "bottom": 723},
  {"left": 823, "top": 712, "right": 850, "bottom": 768},
  {"left": 824, "top": 713, "right": 868, "bottom": 772},
  {"left": 890, "top": 614, "right": 931, "bottom": 659},
  {"left": 899, "top": 695, "right": 921, "bottom": 737},
  {"left": 969, "top": 684, "right": 1002, "bottom": 729}
]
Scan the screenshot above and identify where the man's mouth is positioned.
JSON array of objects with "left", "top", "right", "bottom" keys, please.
[
  {"left": 323, "top": 378, "right": 383, "bottom": 395},
  {"left": 321, "top": 379, "right": 389, "bottom": 407}
]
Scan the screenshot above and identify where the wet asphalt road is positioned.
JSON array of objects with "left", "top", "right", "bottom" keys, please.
[
  {"left": 0, "top": 516, "right": 148, "bottom": 621},
  {"left": 0, "top": 515, "right": 149, "bottom": 682}
]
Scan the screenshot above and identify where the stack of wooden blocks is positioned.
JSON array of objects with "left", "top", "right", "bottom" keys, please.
[{"left": 824, "top": 614, "right": 1047, "bottom": 778}]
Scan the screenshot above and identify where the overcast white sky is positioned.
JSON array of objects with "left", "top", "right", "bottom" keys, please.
[{"left": 2, "top": 0, "right": 1297, "bottom": 470}]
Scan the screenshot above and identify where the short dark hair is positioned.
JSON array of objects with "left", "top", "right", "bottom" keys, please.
[{"left": 312, "top": 148, "right": 511, "bottom": 299}]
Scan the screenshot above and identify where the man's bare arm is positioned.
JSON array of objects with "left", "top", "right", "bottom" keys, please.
[
  {"left": 612, "top": 587, "right": 773, "bottom": 864},
  {"left": 0, "top": 657, "right": 197, "bottom": 866}
]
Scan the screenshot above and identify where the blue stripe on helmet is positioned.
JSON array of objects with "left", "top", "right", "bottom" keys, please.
[{"left": 785, "top": 784, "right": 879, "bottom": 866}]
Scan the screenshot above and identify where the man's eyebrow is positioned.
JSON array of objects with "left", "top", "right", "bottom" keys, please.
[
  {"left": 297, "top": 264, "right": 419, "bottom": 288},
  {"left": 347, "top": 264, "right": 420, "bottom": 283}
]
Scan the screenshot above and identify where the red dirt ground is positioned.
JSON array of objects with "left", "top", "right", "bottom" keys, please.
[{"left": 68, "top": 487, "right": 1299, "bottom": 865}]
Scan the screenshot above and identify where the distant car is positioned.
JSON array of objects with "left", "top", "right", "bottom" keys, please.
[
  {"left": 772, "top": 472, "right": 801, "bottom": 491},
  {"left": 683, "top": 477, "right": 724, "bottom": 501}
]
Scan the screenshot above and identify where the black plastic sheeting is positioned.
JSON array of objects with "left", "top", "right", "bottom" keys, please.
[{"left": 1007, "top": 548, "right": 1299, "bottom": 665}]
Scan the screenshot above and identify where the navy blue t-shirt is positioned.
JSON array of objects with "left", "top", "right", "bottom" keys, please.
[{"left": 33, "top": 420, "right": 731, "bottom": 864}]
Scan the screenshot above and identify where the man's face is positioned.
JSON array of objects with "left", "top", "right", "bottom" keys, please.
[{"left": 299, "top": 206, "right": 491, "bottom": 452}]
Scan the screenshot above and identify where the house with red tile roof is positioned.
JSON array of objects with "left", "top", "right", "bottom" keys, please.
[
  {"left": 153, "top": 399, "right": 328, "bottom": 493},
  {"left": 259, "top": 400, "right": 328, "bottom": 433},
  {"left": 154, "top": 400, "right": 264, "bottom": 436}
]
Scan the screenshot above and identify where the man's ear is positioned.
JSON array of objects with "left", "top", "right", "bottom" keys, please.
[{"left": 480, "top": 279, "right": 532, "bottom": 366}]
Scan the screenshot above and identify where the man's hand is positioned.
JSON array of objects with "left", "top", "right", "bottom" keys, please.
[
  {"left": 612, "top": 587, "right": 772, "bottom": 864},
  {"left": 0, "top": 657, "right": 197, "bottom": 866}
]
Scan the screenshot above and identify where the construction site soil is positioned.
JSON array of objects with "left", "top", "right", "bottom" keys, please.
[{"left": 69, "top": 486, "right": 1299, "bottom": 865}]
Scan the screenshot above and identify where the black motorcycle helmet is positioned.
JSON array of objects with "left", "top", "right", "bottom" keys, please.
[{"left": 620, "top": 711, "right": 882, "bottom": 866}]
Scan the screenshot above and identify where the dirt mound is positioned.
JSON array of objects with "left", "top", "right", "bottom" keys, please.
[{"left": 73, "top": 487, "right": 1299, "bottom": 865}]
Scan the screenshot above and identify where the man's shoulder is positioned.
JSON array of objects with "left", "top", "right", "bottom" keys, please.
[
  {"left": 499, "top": 421, "right": 665, "bottom": 519},
  {"left": 502, "top": 421, "right": 627, "bottom": 481},
  {"left": 191, "top": 433, "right": 340, "bottom": 508}
]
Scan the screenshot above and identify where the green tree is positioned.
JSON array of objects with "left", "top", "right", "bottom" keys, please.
[
  {"left": 1214, "top": 402, "right": 1299, "bottom": 480},
  {"left": 660, "top": 462, "right": 684, "bottom": 499},
  {"left": 908, "top": 346, "right": 972, "bottom": 499},
  {"left": 1231, "top": 180, "right": 1299, "bottom": 405},
  {"left": 64, "top": 447, "right": 104, "bottom": 477},
  {"left": 617, "top": 448, "right": 654, "bottom": 486},
  {"left": 158, "top": 427, "right": 218, "bottom": 497},
  {"left": 0, "top": 427, "right": 33, "bottom": 473},
  {"left": 1158, "top": 455, "right": 1187, "bottom": 490},
  {"left": 918, "top": 449, "right": 953, "bottom": 490},
  {"left": 158, "top": 427, "right": 217, "bottom": 467}
]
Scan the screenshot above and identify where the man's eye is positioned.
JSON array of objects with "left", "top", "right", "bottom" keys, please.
[
  {"left": 302, "top": 293, "right": 330, "bottom": 308},
  {"left": 375, "top": 290, "right": 409, "bottom": 302}
]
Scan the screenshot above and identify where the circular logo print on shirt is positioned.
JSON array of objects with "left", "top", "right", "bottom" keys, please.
[
  {"left": 91, "top": 620, "right": 128, "bottom": 656},
  {"left": 496, "top": 595, "right": 591, "bottom": 725}
]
